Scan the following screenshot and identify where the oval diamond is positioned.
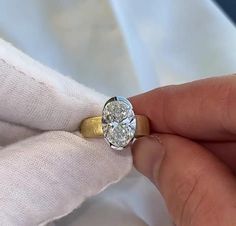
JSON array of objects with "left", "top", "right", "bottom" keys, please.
[{"left": 102, "top": 96, "right": 136, "bottom": 150}]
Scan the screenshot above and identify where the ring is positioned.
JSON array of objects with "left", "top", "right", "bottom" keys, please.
[{"left": 79, "top": 96, "right": 150, "bottom": 150}]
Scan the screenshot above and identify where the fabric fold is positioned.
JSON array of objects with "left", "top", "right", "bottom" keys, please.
[{"left": 0, "top": 38, "right": 132, "bottom": 225}]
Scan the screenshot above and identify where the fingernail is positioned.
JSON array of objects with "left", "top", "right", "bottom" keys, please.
[{"left": 132, "top": 134, "right": 165, "bottom": 183}]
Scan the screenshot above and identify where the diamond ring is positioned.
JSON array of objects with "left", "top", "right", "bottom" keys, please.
[{"left": 79, "top": 96, "right": 150, "bottom": 150}]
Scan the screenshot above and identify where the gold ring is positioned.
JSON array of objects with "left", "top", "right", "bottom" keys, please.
[{"left": 79, "top": 96, "right": 150, "bottom": 151}]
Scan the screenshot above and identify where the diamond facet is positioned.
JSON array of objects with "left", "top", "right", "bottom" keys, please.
[{"left": 102, "top": 96, "right": 136, "bottom": 150}]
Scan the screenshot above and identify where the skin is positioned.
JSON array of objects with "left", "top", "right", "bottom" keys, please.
[{"left": 130, "top": 75, "right": 236, "bottom": 226}]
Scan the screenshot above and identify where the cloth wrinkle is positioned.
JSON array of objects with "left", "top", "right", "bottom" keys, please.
[{"left": 0, "top": 38, "right": 132, "bottom": 226}]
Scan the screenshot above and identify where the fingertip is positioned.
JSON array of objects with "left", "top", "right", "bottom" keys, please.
[{"left": 131, "top": 135, "right": 165, "bottom": 181}]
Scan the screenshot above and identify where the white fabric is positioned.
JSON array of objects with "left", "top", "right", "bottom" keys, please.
[
  {"left": 0, "top": 0, "right": 235, "bottom": 226},
  {"left": 111, "top": 0, "right": 236, "bottom": 87},
  {"left": 0, "top": 39, "right": 132, "bottom": 225}
]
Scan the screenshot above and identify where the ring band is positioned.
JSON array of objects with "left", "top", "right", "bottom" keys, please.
[
  {"left": 79, "top": 96, "right": 150, "bottom": 150},
  {"left": 80, "top": 115, "right": 150, "bottom": 138}
]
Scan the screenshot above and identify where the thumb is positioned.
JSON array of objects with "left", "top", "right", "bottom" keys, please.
[{"left": 132, "top": 134, "right": 236, "bottom": 226}]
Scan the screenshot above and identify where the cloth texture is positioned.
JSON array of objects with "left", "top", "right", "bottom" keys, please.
[
  {"left": 0, "top": 38, "right": 132, "bottom": 225},
  {"left": 0, "top": 0, "right": 235, "bottom": 226}
]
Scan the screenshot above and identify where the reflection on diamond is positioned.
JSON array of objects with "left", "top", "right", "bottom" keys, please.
[{"left": 102, "top": 97, "right": 136, "bottom": 150}]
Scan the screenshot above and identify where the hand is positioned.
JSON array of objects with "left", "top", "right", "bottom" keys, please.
[
  {"left": 0, "top": 40, "right": 131, "bottom": 225},
  {"left": 130, "top": 75, "right": 236, "bottom": 226}
]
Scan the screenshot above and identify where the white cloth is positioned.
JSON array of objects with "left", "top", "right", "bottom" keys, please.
[
  {"left": 0, "top": 0, "right": 235, "bottom": 226},
  {"left": 0, "top": 39, "right": 132, "bottom": 225}
]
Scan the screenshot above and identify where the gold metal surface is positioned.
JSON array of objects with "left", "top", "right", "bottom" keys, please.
[{"left": 79, "top": 115, "right": 150, "bottom": 138}]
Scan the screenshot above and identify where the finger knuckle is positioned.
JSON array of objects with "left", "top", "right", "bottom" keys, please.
[
  {"left": 219, "top": 78, "right": 236, "bottom": 135},
  {"left": 170, "top": 171, "right": 224, "bottom": 226},
  {"left": 171, "top": 174, "right": 199, "bottom": 225}
]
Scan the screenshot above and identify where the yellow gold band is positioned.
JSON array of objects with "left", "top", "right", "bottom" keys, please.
[{"left": 80, "top": 115, "right": 150, "bottom": 138}]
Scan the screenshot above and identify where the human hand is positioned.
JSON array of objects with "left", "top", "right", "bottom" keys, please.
[
  {"left": 130, "top": 75, "right": 236, "bottom": 226},
  {"left": 0, "top": 39, "right": 132, "bottom": 225}
]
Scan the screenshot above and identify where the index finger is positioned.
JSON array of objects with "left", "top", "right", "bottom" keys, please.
[{"left": 130, "top": 74, "right": 236, "bottom": 141}]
